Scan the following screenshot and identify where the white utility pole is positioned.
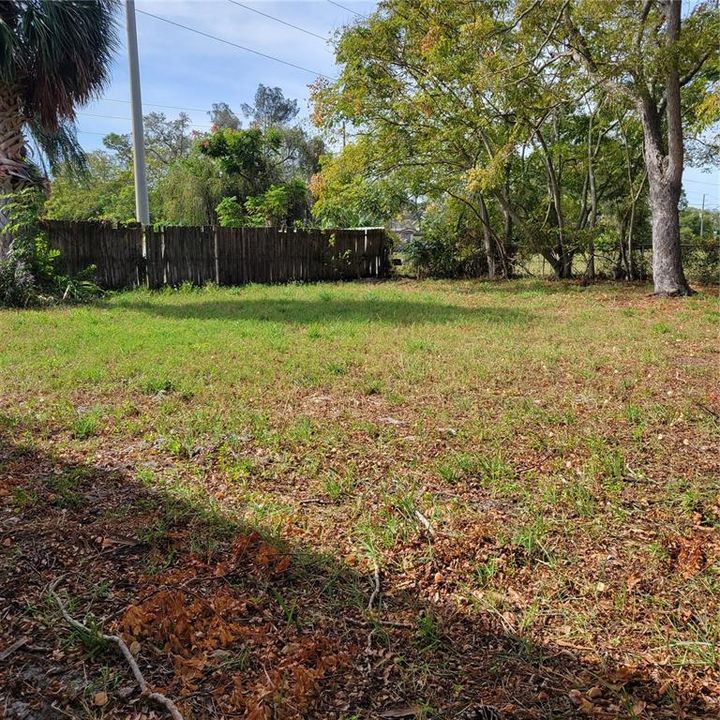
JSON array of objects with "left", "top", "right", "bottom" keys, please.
[{"left": 125, "top": 0, "right": 150, "bottom": 224}]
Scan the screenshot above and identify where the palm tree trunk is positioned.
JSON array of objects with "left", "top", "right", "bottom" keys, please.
[{"left": 0, "top": 82, "right": 31, "bottom": 254}]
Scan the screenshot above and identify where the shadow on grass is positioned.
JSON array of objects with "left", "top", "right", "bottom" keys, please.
[
  {"left": 115, "top": 296, "right": 531, "bottom": 326},
  {"left": 0, "top": 422, "right": 711, "bottom": 719}
]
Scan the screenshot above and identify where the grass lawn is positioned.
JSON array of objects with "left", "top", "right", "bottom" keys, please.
[{"left": 1, "top": 279, "right": 718, "bottom": 719}]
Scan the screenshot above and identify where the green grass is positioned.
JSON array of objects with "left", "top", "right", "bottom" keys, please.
[{"left": 1, "top": 278, "right": 719, "bottom": 704}]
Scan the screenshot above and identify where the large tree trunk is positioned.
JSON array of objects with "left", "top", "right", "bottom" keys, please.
[
  {"left": 646, "top": 172, "right": 689, "bottom": 293},
  {"left": 0, "top": 82, "right": 31, "bottom": 255},
  {"left": 639, "top": 0, "right": 692, "bottom": 296}
]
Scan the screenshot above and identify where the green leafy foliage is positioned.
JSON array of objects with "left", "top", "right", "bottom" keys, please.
[
  {"left": 45, "top": 85, "right": 326, "bottom": 228},
  {"left": 0, "top": 189, "right": 100, "bottom": 307},
  {"left": 244, "top": 179, "right": 310, "bottom": 229},
  {"left": 309, "top": 140, "right": 411, "bottom": 228},
  {"left": 311, "top": 0, "right": 718, "bottom": 281},
  {"left": 215, "top": 196, "right": 245, "bottom": 228}
]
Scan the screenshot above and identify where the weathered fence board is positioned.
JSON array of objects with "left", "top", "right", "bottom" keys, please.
[
  {"left": 43, "top": 221, "right": 390, "bottom": 290},
  {"left": 42, "top": 220, "right": 144, "bottom": 290}
]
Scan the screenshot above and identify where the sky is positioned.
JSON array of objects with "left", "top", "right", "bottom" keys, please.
[{"left": 77, "top": 0, "right": 717, "bottom": 210}]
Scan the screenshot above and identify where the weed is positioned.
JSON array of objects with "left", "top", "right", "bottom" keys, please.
[
  {"left": 519, "top": 600, "right": 540, "bottom": 633},
  {"left": 58, "top": 604, "right": 108, "bottom": 656},
  {"left": 217, "top": 646, "right": 252, "bottom": 672},
  {"left": 12, "top": 486, "right": 39, "bottom": 510},
  {"left": 138, "top": 519, "right": 169, "bottom": 545},
  {"left": 285, "top": 417, "right": 314, "bottom": 443},
  {"left": 562, "top": 478, "right": 597, "bottom": 518},
  {"left": 272, "top": 589, "right": 299, "bottom": 628},
  {"left": 140, "top": 376, "right": 176, "bottom": 395},
  {"left": 625, "top": 403, "right": 644, "bottom": 426},
  {"left": 136, "top": 467, "right": 155, "bottom": 486},
  {"left": 415, "top": 609, "right": 443, "bottom": 652},
  {"left": 364, "top": 377, "right": 383, "bottom": 396},
  {"left": 474, "top": 558, "right": 499, "bottom": 588},
  {"left": 90, "top": 580, "right": 112, "bottom": 602},
  {"left": 322, "top": 469, "right": 355, "bottom": 501},
  {"left": 512, "top": 518, "right": 551, "bottom": 564},
  {"left": 47, "top": 468, "right": 87, "bottom": 509},
  {"left": 72, "top": 406, "right": 103, "bottom": 440}
]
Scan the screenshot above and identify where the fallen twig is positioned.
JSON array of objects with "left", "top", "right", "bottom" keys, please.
[
  {"left": 696, "top": 401, "right": 720, "bottom": 424},
  {"left": 414, "top": 509, "right": 436, "bottom": 538},
  {"left": 367, "top": 559, "right": 381, "bottom": 611},
  {"left": 298, "top": 497, "right": 334, "bottom": 506},
  {"left": 0, "top": 636, "right": 29, "bottom": 661},
  {"left": 49, "top": 581, "right": 184, "bottom": 720},
  {"left": 345, "top": 616, "right": 413, "bottom": 630}
]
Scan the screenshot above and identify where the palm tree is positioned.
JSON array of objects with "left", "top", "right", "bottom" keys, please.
[{"left": 0, "top": 0, "right": 117, "bottom": 201}]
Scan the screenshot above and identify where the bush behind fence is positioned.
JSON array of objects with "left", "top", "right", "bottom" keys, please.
[{"left": 43, "top": 221, "right": 390, "bottom": 290}]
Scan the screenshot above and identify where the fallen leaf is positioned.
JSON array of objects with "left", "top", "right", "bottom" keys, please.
[
  {"left": 93, "top": 691, "right": 108, "bottom": 707},
  {"left": 379, "top": 704, "right": 419, "bottom": 718},
  {"left": 568, "top": 690, "right": 594, "bottom": 713}
]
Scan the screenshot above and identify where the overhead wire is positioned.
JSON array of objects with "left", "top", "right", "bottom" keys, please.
[
  {"left": 84, "top": 3, "right": 351, "bottom": 127},
  {"left": 327, "top": 0, "right": 367, "bottom": 18},
  {"left": 226, "top": 0, "right": 331, "bottom": 43},
  {"left": 136, "top": 8, "right": 336, "bottom": 79},
  {"left": 81, "top": 2, "right": 361, "bottom": 142},
  {"left": 77, "top": 111, "right": 213, "bottom": 128},
  {"left": 101, "top": 98, "right": 206, "bottom": 112}
]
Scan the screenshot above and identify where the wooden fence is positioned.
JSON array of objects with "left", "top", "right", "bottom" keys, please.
[{"left": 43, "top": 221, "right": 390, "bottom": 290}]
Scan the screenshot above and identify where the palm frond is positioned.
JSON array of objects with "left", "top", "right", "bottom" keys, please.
[
  {"left": 27, "top": 117, "right": 88, "bottom": 179},
  {"left": 0, "top": 2, "right": 21, "bottom": 82},
  {"left": 19, "top": 1, "right": 119, "bottom": 131}
]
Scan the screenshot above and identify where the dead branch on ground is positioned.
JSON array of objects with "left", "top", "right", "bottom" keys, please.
[{"left": 49, "top": 580, "right": 184, "bottom": 720}]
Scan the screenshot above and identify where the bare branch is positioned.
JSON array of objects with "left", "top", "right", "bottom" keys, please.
[
  {"left": 367, "top": 559, "right": 381, "bottom": 611},
  {"left": 50, "top": 582, "right": 184, "bottom": 720}
]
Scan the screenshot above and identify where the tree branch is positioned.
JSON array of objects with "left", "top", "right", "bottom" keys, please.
[{"left": 50, "top": 582, "right": 184, "bottom": 720}]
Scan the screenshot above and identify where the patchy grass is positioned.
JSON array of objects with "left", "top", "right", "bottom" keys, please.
[{"left": 1, "top": 279, "right": 718, "bottom": 719}]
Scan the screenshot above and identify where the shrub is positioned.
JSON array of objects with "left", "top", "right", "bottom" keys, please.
[
  {"left": 685, "top": 235, "right": 719, "bottom": 285},
  {"left": 0, "top": 188, "right": 100, "bottom": 307},
  {"left": 215, "top": 196, "right": 245, "bottom": 228},
  {"left": 405, "top": 201, "right": 486, "bottom": 278}
]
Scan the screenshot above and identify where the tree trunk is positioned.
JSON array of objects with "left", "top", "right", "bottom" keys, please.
[
  {"left": 478, "top": 195, "right": 498, "bottom": 278},
  {"left": 646, "top": 174, "right": 689, "bottom": 293},
  {"left": 541, "top": 249, "right": 574, "bottom": 280},
  {"left": 0, "top": 83, "right": 30, "bottom": 253},
  {"left": 639, "top": 0, "right": 692, "bottom": 296}
]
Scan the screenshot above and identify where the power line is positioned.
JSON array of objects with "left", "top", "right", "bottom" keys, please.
[
  {"left": 327, "top": 0, "right": 366, "bottom": 18},
  {"left": 79, "top": 112, "right": 135, "bottom": 121},
  {"left": 101, "top": 97, "right": 206, "bottom": 112},
  {"left": 136, "top": 8, "right": 336, "bottom": 80},
  {"left": 77, "top": 111, "right": 213, "bottom": 128},
  {"left": 226, "top": 0, "right": 330, "bottom": 43},
  {"left": 77, "top": 125, "right": 210, "bottom": 136}
]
